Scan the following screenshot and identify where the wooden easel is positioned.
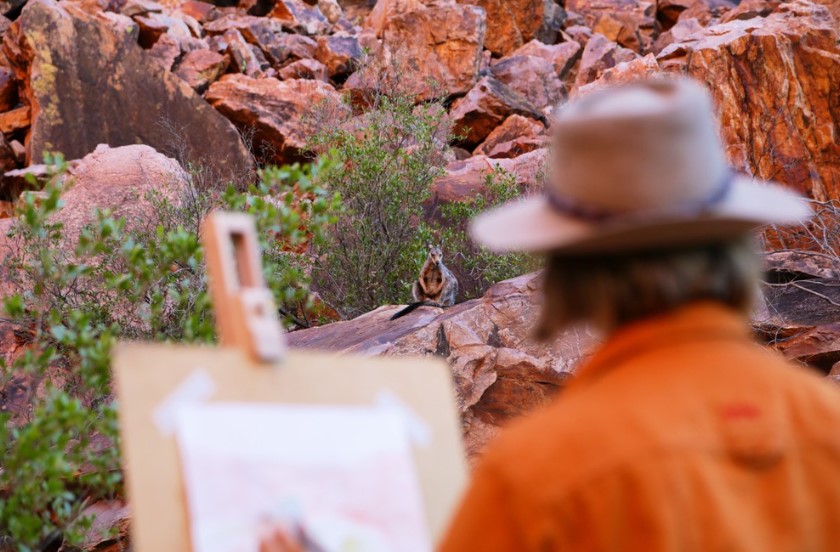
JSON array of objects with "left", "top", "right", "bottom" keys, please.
[{"left": 113, "top": 212, "right": 467, "bottom": 551}]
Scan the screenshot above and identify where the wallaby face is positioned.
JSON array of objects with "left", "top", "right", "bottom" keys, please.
[{"left": 429, "top": 245, "right": 443, "bottom": 265}]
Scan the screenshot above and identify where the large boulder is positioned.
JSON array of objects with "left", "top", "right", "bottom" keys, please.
[
  {"left": 457, "top": 0, "right": 563, "bottom": 56},
  {"left": 448, "top": 76, "right": 545, "bottom": 148},
  {"left": 358, "top": 1, "right": 486, "bottom": 102},
  {"left": 574, "top": 33, "right": 638, "bottom": 90},
  {"left": 287, "top": 272, "right": 593, "bottom": 455},
  {"left": 490, "top": 54, "right": 566, "bottom": 113},
  {"left": 3, "top": 0, "right": 252, "bottom": 180},
  {"left": 205, "top": 74, "right": 342, "bottom": 165},
  {"left": 658, "top": 1, "right": 840, "bottom": 200}
]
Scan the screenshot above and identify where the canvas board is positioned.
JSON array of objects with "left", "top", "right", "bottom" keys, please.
[{"left": 113, "top": 343, "right": 468, "bottom": 552}]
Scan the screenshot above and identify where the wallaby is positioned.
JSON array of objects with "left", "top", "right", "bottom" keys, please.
[{"left": 390, "top": 244, "right": 458, "bottom": 320}]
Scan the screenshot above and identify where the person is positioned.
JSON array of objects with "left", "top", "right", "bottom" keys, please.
[{"left": 438, "top": 78, "right": 840, "bottom": 550}]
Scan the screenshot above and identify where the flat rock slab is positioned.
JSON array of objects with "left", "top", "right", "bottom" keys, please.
[{"left": 4, "top": 0, "right": 252, "bottom": 179}]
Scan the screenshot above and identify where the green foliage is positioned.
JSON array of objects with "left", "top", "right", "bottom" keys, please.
[
  {"left": 0, "top": 153, "right": 340, "bottom": 549},
  {"left": 308, "top": 91, "right": 450, "bottom": 318},
  {"left": 438, "top": 166, "right": 538, "bottom": 299}
]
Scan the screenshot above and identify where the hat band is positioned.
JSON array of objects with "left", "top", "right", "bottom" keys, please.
[{"left": 545, "top": 170, "right": 735, "bottom": 222}]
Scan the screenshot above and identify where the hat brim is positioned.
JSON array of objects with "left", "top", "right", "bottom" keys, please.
[{"left": 470, "top": 176, "right": 812, "bottom": 254}]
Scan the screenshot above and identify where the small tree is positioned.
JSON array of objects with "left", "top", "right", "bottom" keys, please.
[{"left": 0, "top": 153, "right": 340, "bottom": 549}]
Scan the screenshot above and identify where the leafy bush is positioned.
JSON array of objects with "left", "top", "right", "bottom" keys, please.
[
  {"left": 0, "top": 153, "right": 340, "bottom": 550},
  {"left": 437, "top": 166, "right": 539, "bottom": 299},
  {"left": 307, "top": 87, "right": 451, "bottom": 318}
]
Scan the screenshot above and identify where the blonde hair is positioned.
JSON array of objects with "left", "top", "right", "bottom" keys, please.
[{"left": 535, "top": 237, "right": 761, "bottom": 339}]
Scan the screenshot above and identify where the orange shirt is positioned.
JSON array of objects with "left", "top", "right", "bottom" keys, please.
[{"left": 439, "top": 302, "right": 840, "bottom": 551}]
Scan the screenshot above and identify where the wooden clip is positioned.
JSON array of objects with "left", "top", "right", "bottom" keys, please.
[{"left": 202, "top": 211, "right": 286, "bottom": 363}]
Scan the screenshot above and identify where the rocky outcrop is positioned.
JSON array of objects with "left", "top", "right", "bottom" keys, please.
[
  {"left": 288, "top": 272, "right": 592, "bottom": 455},
  {"left": 659, "top": 1, "right": 840, "bottom": 200},
  {"left": 458, "top": 0, "right": 562, "bottom": 56},
  {"left": 3, "top": 0, "right": 253, "bottom": 179},
  {"left": 473, "top": 114, "right": 546, "bottom": 158},
  {"left": 206, "top": 74, "right": 342, "bottom": 164},
  {"left": 574, "top": 32, "right": 639, "bottom": 89},
  {"left": 448, "top": 77, "right": 544, "bottom": 148},
  {"left": 431, "top": 148, "right": 547, "bottom": 204},
  {"left": 490, "top": 54, "right": 566, "bottom": 113},
  {"left": 565, "top": 0, "right": 658, "bottom": 53},
  {"left": 371, "top": 1, "right": 486, "bottom": 102}
]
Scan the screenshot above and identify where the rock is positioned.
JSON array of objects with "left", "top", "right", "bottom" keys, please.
[
  {"left": 47, "top": 144, "right": 187, "bottom": 246},
  {"left": 651, "top": 16, "right": 703, "bottom": 54},
  {"left": 278, "top": 58, "right": 328, "bottom": 81},
  {"left": 204, "top": 15, "right": 289, "bottom": 66},
  {"left": 206, "top": 74, "right": 342, "bottom": 165},
  {"left": 342, "top": 0, "right": 377, "bottom": 23},
  {"left": 490, "top": 55, "right": 566, "bottom": 113},
  {"left": 177, "top": 0, "right": 216, "bottom": 22},
  {"left": 431, "top": 148, "right": 547, "bottom": 204},
  {"left": 287, "top": 272, "right": 593, "bottom": 455},
  {"left": 678, "top": 0, "right": 740, "bottom": 25},
  {"left": 80, "top": 501, "right": 131, "bottom": 552},
  {"left": 317, "top": 0, "right": 342, "bottom": 23},
  {"left": 133, "top": 11, "right": 194, "bottom": 47},
  {"left": 4, "top": 0, "right": 252, "bottom": 179},
  {"left": 0, "top": 68, "right": 17, "bottom": 113},
  {"left": 266, "top": 0, "right": 330, "bottom": 35},
  {"left": 505, "top": 39, "right": 582, "bottom": 80},
  {"left": 174, "top": 49, "right": 229, "bottom": 92},
  {"left": 448, "top": 76, "right": 544, "bottom": 148},
  {"left": 564, "top": 24, "right": 593, "bottom": 48},
  {"left": 363, "top": 0, "right": 422, "bottom": 37},
  {"left": 473, "top": 114, "right": 547, "bottom": 158},
  {"left": 146, "top": 33, "right": 181, "bottom": 71},
  {"left": 565, "top": 0, "right": 658, "bottom": 53},
  {"left": 720, "top": 0, "right": 782, "bottom": 23},
  {"left": 0, "top": 105, "right": 29, "bottom": 135},
  {"left": 574, "top": 32, "right": 638, "bottom": 89},
  {"left": 373, "top": 2, "right": 486, "bottom": 102},
  {"left": 658, "top": 2, "right": 840, "bottom": 200},
  {"left": 1, "top": 163, "right": 50, "bottom": 201},
  {"left": 314, "top": 34, "right": 362, "bottom": 78},
  {"left": 458, "top": 0, "right": 563, "bottom": 56},
  {"left": 223, "top": 29, "right": 266, "bottom": 76},
  {"left": 0, "top": 134, "right": 15, "bottom": 173},
  {"left": 282, "top": 33, "right": 318, "bottom": 60},
  {"left": 575, "top": 53, "right": 661, "bottom": 97}
]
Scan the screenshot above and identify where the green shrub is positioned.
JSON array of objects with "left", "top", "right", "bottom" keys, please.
[
  {"left": 437, "top": 166, "right": 539, "bottom": 299},
  {"left": 307, "top": 89, "right": 451, "bottom": 318},
  {"left": 0, "top": 153, "right": 340, "bottom": 550}
]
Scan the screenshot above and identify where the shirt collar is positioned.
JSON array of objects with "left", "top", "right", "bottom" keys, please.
[{"left": 574, "top": 301, "right": 753, "bottom": 385}]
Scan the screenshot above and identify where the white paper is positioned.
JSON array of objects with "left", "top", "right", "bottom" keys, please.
[{"left": 175, "top": 403, "right": 431, "bottom": 552}]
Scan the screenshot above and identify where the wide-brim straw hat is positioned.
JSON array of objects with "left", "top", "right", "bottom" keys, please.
[{"left": 470, "top": 78, "right": 812, "bottom": 254}]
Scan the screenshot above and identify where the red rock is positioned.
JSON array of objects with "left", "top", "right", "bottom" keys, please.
[
  {"left": 317, "top": 0, "right": 342, "bottom": 23},
  {"left": 574, "top": 32, "right": 638, "bottom": 89},
  {"left": 658, "top": 2, "right": 840, "bottom": 200},
  {"left": 0, "top": 67, "right": 18, "bottom": 112},
  {"left": 267, "top": 0, "right": 330, "bottom": 35},
  {"left": 678, "top": 0, "right": 740, "bottom": 25},
  {"left": 206, "top": 74, "right": 342, "bottom": 164},
  {"left": 177, "top": 0, "right": 216, "bottom": 23},
  {"left": 449, "top": 77, "right": 545, "bottom": 148},
  {"left": 458, "top": 0, "right": 563, "bottom": 55},
  {"left": 314, "top": 34, "right": 362, "bottom": 78},
  {"left": 490, "top": 54, "right": 566, "bottom": 113},
  {"left": 282, "top": 33, "right": 318, "bottom": 60},
  {"left": 575, "top": 53, "right": 661, "bottom": 97},
  {"left": 651, "top": 16, "right": 703, "bottom": 55},
  {"left": 431, "top": 148, "right": 547, "bottom": 203},
  {"left": 0, "top": 134, "right": 16, "bottom": 172},
  {"left": 506, "top": 39, "right": 582, "bottom": 80},
  {"left": 146, "top": 32, "right": 181, "bottom": 70},
  {"left": 0, "top": 105, "right": 29, "bottom": 135},
  {"left": 565, "top": 0, "right": 658, "bottom": 53},
  {"left": 203, "top": 14, "right": 289, "bottom": 66},
  {"left": 365, "top": 2, "right": 486, "bottom": 102},
  {"left": 222, "top": 29, "right": 265, "bottom": 76},
  {"left": 287, "top": 272, "right": 591, "bottom": 456},
  {"left": 474, "top": 114, "right": 547, "bottom": 158},
  {"left": 4, "top": 0, "right": 252, "bottom": 178},
  {"left": 174, "top": 49, "right": 229, "bottom": 92},
  {"left": 278, "top": 57, "right": 328, "bottom": 81},
  {"left": 720, "top": 0, "right": 782, "bottom": 23},
  {"left": 133, "top": 11, "right": 193, "bottom": 48}
]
